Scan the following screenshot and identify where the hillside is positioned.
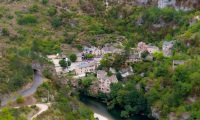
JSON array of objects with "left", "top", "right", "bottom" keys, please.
[{"left": 0, "top": 0, "right": 200, "bottom": 120}]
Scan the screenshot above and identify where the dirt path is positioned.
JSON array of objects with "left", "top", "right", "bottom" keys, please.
[{"left": 30, "top": 103, "right": 49, "bottom": 120}]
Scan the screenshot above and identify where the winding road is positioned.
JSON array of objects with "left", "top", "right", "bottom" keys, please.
[{"left": 1, "top": 72, "right": 43, "bottom": 106}]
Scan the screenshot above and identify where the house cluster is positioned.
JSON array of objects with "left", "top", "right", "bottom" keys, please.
[
  {"left": 127, "top": 41, "right": 174, "bottom": 63},
  {"left": 95, "top": 70, "right": 118, "bottom": 93},
  {"left": 74, "top": 45, "right": 124, "bottom": 76},
  {"left": 76, "top": 45, "right": 124, "bottom": 62}
]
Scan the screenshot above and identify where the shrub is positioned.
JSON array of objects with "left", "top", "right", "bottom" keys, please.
[
  {"left": 17, "top": 14, "right": 37, "bottom": 25},
  {"left": 16, "top": 95, "right": 24, "bottom": 103},
  {"left": 48, "top": 7, "right": 56, "bottom": 16},
  {"left": 29, "top": 4, "right": 39, "bottom": 13},
  {"left": 42, "top": 0, "right": 48, "bottom": 5},
  {"left": 2, "top": 28, "right": 9, "bottom": 36},
  {"left": 69, "top": 54, "right": 77, "bottom": 62},
  {"left": 59, "top": 59, "right": 67, "bottom": 68},
  {"left": 51, "top": 16, "right": 61, "bottom": 28},
  {"left": 6, "top": 14, "right": 13, "bottom": 19}
]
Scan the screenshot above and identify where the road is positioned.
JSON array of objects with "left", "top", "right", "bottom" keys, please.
[
  {"left": 30, "top": 103, "right": 49, "bottom": 120},
  {"left": 14, "top": 103, "right": 49, "bottom": 120},
  {"left": 1, "top": 72, "right": 43, "bottom": 106}
]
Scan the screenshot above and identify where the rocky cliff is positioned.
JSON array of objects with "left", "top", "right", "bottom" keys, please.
[{"left": 105, "top": 0, "right": 200, "bottom": 10}]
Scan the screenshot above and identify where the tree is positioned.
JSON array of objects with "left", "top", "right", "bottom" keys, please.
[
  {"left": 69, "top": 54, "right": 77, "bottom": 62},
  {"left": 153, "top": 52, "right": 164, "bottom": 60},
  {"left": 100, "top": 58, "right": 110, "bottom": 68},
  {"left": 0, "top": 108, "right": 14, "bottom": 120},
  {"left": 16, "top": 95, "right": 24, "bottom": 103},
  {"left": 141, "top": 51, "right": 147, "bottom": 58},
  {"left": 86, "top": 53, "right": 93, "bottom": 59},
  {"left": 82, "top": 78, "right": 92, "bottom": 88},
  {"left": 59, "top": 60, "right": 67, "bottom": 68},
  {"left": 116, "top": 72, "right": 123, "bottom": 81}
]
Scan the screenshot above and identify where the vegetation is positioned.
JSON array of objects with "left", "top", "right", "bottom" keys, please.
[
  {"left": 59, "top": 59, "right": 67, "bottom": 68},
  {"left": 16, "top": 95, "right": 24, "bottom": 103},
  {"left": 0, "top": 0, "right": 200, "bottom": 119},
  {"left": 69, "top": 54, "right": 77, "bottom": 62}
]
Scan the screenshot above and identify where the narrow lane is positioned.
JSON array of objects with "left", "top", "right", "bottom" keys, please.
[{"left": 1, "top": 72, "right": 43, "bottom": 106}]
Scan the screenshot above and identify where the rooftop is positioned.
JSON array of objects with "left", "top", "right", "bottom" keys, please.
[
  {"left": 163, "top": 41, "right": 174, "bottom": 46},
  {"left": 102, "top": 46, "right": 115, "bottom": 51}
]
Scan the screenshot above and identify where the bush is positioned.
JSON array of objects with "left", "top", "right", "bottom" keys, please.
[
  {"left": 16, "top": 95, "right": 24, "bottom": 103},
  {"left": 29, "top": 4, "right": 39, "bottom": 13},
  {"left": 59, "top": 59, "right": 67, "bottom": 68},
  {"left": 42, "top": 0, "right": 48, "bottom": 5},
  {"left": 141, "top": 51, "right": 148, "bottom": 58},
  {"left": 69, "top": 54, "right": 77, "bottom": 62},
  {"left": 51, "top": 16, "right": 61, "bottom": 28},
  {"left": 17, "top": 14, "right": 37, "bottom": 25},
  {"left": 2, "top": 28, "right": 9, "bottom": 36},
  {"left": 48, "top": 7, "right": 56, "bottom": 16},
  {"left": 6, "top": 14, "right": 13, "bottom": 19}
]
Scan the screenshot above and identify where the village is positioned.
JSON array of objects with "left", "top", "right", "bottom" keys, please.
[{"left": 47, "top": 40, "right": 184, "bottom": 94}]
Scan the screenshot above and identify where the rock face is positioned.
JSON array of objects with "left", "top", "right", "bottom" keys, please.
[
  {"left": 106, "top": 0, "right": 200, "bottom": 10},
  {"left": 151, "top": 107, "right": 161, "bottom": 119},
  {"left": 31, "top": 62, "right": 55, "bottom": 76}
]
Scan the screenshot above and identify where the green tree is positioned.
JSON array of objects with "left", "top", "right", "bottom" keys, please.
[
  {"left": 16, "top": 95, "right": 24, "bottom": 103},
  {"left": 0, "top": 108, "right": 14, "bottom": 120},
  {"left": 116, "top": 72, "right": 123, "bottom": 81},
  {"left": 69, "top": 54, "right": 77, "bottom": 62},
  {"left": 153, "top": 52, "right": 164, "bottom": 60},
  {"left": 82, "top": 78, "right": 92, "bottom": 88},
  {"left": 141, "top": 51, "right": 147, "bottom": 58},
  {"left": 100, "top": 58, "right": 110, "bottom": 68},
  {"left": 86, "top": 53, "right": 93, "bottom": 59},
  {"left": 59, "top": 59, "right": 67, "bottom": 68}
]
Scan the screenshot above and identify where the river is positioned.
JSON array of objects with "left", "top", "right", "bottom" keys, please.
[{"left": 80, "top": 96, "right": 153, "bottom": 120}]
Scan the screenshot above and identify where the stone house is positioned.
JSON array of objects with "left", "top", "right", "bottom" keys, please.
[
  {"left": 119, "top": 68, "right": 133, "bottom": 78},
  {"left": 173, "top": 60, "right": 184, "bottom": 69},
  {"left": 82, "top": 46, "right": 101, "bottom": 57},
  {"left": 75, "top": 61, "right": 99, "bottom": 75},
  {"left": 146, "top": 46, "right": 159, "bottom": 54},
  {"left": 137, "top": 42, "right": 147, "bottom": 53},
  {"left": 96, "top": 70, "right": 118, "bottom": 93},
  {"left": 162, "top": 41, "right": 174, "bottom": 57},
  {"left": 101, "top": 46, "right": 115, "bottom": 54},
  {"left": 126, "top": 53, "right": 141, "bottom": 63},
  {"left": 137, "top": 42, "right": 159, "bottom": 54}
]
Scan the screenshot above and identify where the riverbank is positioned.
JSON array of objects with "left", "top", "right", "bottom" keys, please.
[
  {"left": 80, "top": 95, "right": 153, "bottom": 120},
  {"left": 94, "top": 113, "right": 108, "bottom": 120}
]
